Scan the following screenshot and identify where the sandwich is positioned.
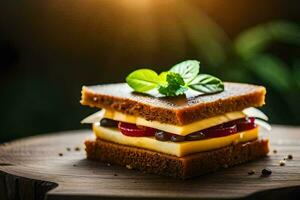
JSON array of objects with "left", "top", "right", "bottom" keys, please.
[{"left": 81, "top": 60, "right": 270, "bottom": 179}]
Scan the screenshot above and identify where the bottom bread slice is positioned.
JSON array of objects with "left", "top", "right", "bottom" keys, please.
[{"left": 85, "top": 138, "right": 269, "bottom": 179}]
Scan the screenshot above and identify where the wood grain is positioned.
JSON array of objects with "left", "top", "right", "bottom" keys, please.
[{"left": 0, "top": 125, "right": 300, "bottom": 200}]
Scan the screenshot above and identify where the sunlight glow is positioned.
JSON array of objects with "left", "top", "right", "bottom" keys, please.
[{"left": 121, "top": 0, "right": 152, "bottom": 9}]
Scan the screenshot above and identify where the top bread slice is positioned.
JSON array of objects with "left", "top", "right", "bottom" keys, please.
[{"left": 81, "top": 82, "right": 266, "bottom": 125}]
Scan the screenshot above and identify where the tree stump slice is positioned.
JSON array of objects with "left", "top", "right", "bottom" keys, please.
[{"left": 1, "top": 125, "right": 300, "bottom": 200}]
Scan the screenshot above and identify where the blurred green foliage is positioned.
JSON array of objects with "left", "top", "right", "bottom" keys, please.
[
  {"left": 233, "top": 22, "right": 300, "bottom": 124},
  {"left": 190, "top": 20, "right": 300, "bottom": 124}
]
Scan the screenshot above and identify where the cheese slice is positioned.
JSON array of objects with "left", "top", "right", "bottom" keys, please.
[
  {"left": 103, "top": 109, "right": 246, "bottom": 136},
  {"left": 93, "top": 123, "right": 258, "bottom": 157}
]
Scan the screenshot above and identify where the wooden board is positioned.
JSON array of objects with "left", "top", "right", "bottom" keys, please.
[{"left": 0, "top": 125, "right": 300, "bottom": 200}]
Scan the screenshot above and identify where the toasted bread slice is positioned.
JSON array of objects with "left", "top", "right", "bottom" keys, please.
[
  {"left": 81, "top": 82, "right": 266, "bottom": 125},
  {"left": 85, "top": 138, "right": 269, "bottom": 179}
]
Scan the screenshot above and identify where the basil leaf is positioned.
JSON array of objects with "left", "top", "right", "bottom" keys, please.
[
  {"left": 158, "top": 72, "right": 188, "bottom": 96},
  {"left": 126, "top": 69, "right": 160, "bottom": 92},
  {"left": 170, "top": 60, "right": 200, "bottom": 83},
  {"left": 189, "top": 74, "right": 224, "bottom": 93},
  {"left": 158, "top": 71, "right": 168, "bottom": 84},
  {"left": 125, "top": 60, "right": 224, "bottom": 96}
]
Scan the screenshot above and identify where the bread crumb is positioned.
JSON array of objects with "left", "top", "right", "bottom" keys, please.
[
  {"left": 261, "top": 168, "right": 272, "bottom": 177},
  {"left": 279, "top": 160, "right": 285, "bottom": 166},
  {"left": 74, "top": 147, "right": 81, "bottom": 151},
  {"left": 248, "top": 170, "right": 255, "bottom": 175}
]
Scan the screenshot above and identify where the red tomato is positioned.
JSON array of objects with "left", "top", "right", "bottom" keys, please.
[{"left": 118, "top": 122, "right": 156, "bottom": 137}]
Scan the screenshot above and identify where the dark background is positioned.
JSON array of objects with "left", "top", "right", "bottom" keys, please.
[{"left": 1, "top": 0, "right": 300, "bottom": 142}]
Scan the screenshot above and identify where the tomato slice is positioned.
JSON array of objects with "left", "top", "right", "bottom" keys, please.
[
  {"left": 117, "top": 117, "right": 256, "bottom": 139},
  {"left": 203, "top": 124, "right": 238, "bottom": 138},
  {"left": 228, "top": 117, "right": 256, "bottom": 132},
  {"left": 236, "top": 117, "right": 256, "bottom": 131},
  {"left": 118, "top": 122, "right": 156, "bottom": 137}
]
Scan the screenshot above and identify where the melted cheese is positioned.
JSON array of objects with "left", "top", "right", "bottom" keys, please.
[
  {"left": 103, "top": 109, "right": 246, "bottom": 136},
  {"left": 93, "top": 123, "right": 258, "bottom": 157}
]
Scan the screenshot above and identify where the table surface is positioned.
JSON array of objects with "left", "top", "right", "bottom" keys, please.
[{"left": 0, "top": 125, "right": 300, "bottom": 200}]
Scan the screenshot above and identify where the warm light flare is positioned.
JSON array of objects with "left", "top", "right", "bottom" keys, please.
[{"left": 120, "top": 0, "right": 152, "bottom": 9}]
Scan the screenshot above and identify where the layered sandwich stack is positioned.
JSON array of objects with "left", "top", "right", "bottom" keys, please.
[{"left": 81, "top": 82, "right": 269, "bottom": 179}]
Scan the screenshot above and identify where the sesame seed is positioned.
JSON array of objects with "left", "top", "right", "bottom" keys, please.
[{"left": 126, "top": 164, "right": 133, "bottom": 169}]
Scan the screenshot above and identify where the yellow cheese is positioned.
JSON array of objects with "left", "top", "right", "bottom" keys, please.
[
  {"left": 103, "top": 109, "right": 246, "bottom": 136},
  {"left": 93, "top": 123, "right": 258, "bottom": 157}
]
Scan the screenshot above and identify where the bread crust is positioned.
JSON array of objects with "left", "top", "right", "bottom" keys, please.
[
  {"left": 81, "top": 82, "right": 266, "bottom": 125},
  {"left": 85, "top": 138, "right": 269, "bottom": 179}
]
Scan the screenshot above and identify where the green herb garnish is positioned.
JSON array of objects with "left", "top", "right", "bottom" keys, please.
[
  {"left": 126, "top": 60, "right": 224, "bottom": 96},
  {"left": 158, "top": 72, "right": 187, "bottom": 96}
]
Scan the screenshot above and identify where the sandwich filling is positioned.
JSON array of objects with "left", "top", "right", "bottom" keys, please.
[
  {"left": 83, "top": 108, "right": 269, "bottom": 157},
  {"left": 93, "top": 123, "right": 258, "bottom": 157},
  {"left": 103, "top": 109, "right": 246, "bottom": 136}
]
